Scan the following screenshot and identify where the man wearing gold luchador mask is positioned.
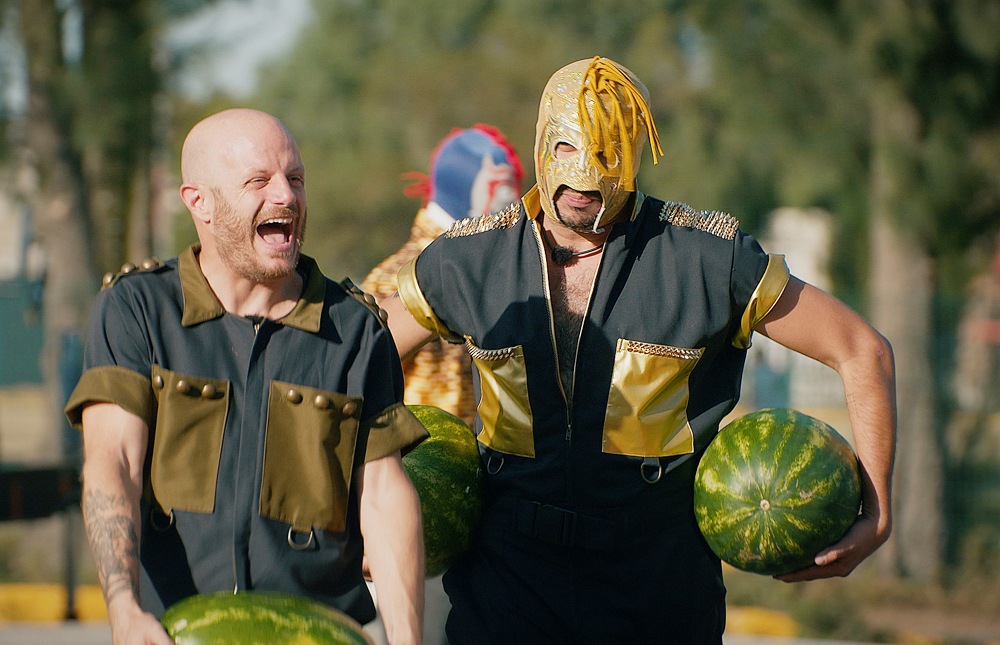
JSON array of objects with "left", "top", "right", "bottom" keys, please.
[{"left": 383, "top": 57, "right": 897, "bottom": 644}]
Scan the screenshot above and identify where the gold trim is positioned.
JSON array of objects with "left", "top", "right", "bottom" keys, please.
[
  {"left": 465, "top": 338, "right": 517, "bottom": 361},
  {"left": 467, "top": 338, "right": 534, "bottom": 458},
  {"left": 618, "top": 340, "right": 702, "bottom": 360},
  {"left": 396, "top": 257, "right": 463, "bottom": 343},
  {"left": 603, "top": 339, "right": 701, "bottom": 457},
  {"left": 733, "top": 254, "right": 791, "bottom": 349},
  {"left": 444, "top": 202, "right": 522, "bottom": 238},
  {"left": 659, "top": 201, "right": 739, "bottom": 240}
]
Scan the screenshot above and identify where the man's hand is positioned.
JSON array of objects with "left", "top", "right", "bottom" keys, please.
[
  {"left": 106, "top": 597, "right": 175, "bottom": 645},
  {"left": 774, "top": 505, "right": 887, "bottom": 582}
]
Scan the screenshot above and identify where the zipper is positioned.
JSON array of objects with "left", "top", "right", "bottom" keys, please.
[
  {"left": 530, "top": 221, "right": 605, "bottom": 443},
  {"left": 231, "top": 315, "right": 265, "bottom": 591}
]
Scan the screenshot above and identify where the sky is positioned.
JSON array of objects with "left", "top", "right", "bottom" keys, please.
[{"left": 165, "top": 0, "right": 313, "bottom": 100}]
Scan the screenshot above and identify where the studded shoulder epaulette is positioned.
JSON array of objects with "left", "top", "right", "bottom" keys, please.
[
  {"left": 101, "top": 257, "right": 165, "bottom": 291},
  {"left": 444, "top": 202, "right": 522, "bottom": 238},
  {"left": 339, "top": 278, "right": 389, "bottom": 327},
  {"left": 659, "top": 201, "right": 739, "bottom": 240}
]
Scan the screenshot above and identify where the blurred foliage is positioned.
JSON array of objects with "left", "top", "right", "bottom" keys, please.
[
  {"left": 168, "top": 0, "right": 999, "bottom": 297},
  {"left": 5, "top": 0, "right": 1000, "bottom": 593}
]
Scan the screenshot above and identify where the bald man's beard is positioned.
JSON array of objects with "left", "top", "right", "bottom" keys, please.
[{"left": 212, "top": 193, "right": 304, "bottom": 282}]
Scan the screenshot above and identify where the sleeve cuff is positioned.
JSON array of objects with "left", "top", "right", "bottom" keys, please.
[
  {"left": 364, "top": 402, "right": 429, "bottom": 462},
  {"left": 397, "top": 256, "right": 463, "bottom": 343},
  {"left": 733, "top": 254, "right": 790, "bottom": 349},
  {"left": 64, "top": 365, "right": 154, "bottom": 430}
]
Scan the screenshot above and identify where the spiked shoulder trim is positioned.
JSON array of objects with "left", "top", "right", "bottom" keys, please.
[
  {"left": 659, "top": 201, "right": 739, "bottom": 240},
  {"left": 445, "top": 202, "right": 523, "bottom": 238}
]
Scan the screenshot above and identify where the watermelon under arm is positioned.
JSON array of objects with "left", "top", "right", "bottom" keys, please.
[{"left": 694, "top": 408, "right": 863, "bottom": 577}]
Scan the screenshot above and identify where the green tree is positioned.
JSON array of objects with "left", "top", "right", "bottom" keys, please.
[{"left": 246, "top": 0, "right": 1000, "bottom": 582}]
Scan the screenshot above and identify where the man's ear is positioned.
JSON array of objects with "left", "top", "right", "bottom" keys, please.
[{"left": 181, "top": 183, "right": 212, "bottom": 224}]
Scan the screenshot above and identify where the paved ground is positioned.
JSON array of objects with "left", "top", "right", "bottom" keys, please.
[{"left": 0, "top": 622, "right": 891, "bottom": 645}]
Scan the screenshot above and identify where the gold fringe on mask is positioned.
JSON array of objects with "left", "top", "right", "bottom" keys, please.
[{"left": 578, "top": 56, "right": 664, "bottom": 189}]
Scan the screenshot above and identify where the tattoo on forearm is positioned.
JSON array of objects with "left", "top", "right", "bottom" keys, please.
[{"left": 83, "top": 489, "right": 141, "bottom": 604}]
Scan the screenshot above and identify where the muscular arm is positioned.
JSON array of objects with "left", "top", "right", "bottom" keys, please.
[
  {"left": 753, "top": 277, "right": 897, "bottom": 582},
  {"left": 359, "top": 451, "right": 424, "bottom": 645},
  {"left": 80, "top": 402, "right": 173, "bottom": 644},
  {"left": 380, "top": 293, "right": 437, "bottom": 361}
]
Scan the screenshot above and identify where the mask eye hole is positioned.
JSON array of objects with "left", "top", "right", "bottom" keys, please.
[{"left": 553, "top": 142, "right": 578, "bottom": 159}]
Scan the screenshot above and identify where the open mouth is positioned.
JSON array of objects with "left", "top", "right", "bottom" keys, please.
[
  {"left": 558, "top": 187, "right": 601, "bottom": 208},
  {"left": 256, "top": 216, "right": 296, "bottom": 249}
]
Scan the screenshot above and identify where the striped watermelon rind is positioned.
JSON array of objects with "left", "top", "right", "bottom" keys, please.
[
  {"left": 693, "top": 408, "right": 862, "bottom": 576},
  {"left": 160, "top": 590, "right": 374, "bottom": 644},
  {"left": 403, "top": 405, "right": 484, "bottom": 578}
]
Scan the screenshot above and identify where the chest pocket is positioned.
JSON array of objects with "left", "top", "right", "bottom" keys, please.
[
  {"left": 260, "top": 380, "right": 362, "bottom": 534},
  {"left": 603, "top": 339, "right": 703, "bottom": 457},
  {"left": 466, "top": 337, "right": 535, "bottom": 458},
  {"left": 150, "top": 365, "right": 229, "bottom": 514}
]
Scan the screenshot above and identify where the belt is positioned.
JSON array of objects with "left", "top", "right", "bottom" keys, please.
[
  {"left": 512, "top": 499, "right": 619, "bottom": 552},
  {"left": 509, "top": 491, "right": 696, "bottom": 554}
]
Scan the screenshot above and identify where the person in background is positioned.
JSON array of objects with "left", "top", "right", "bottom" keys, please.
[
  {"left": 362, "top": 124, "right": 524, "bottom": 428},
  {"left": 381, "top": 57, "right": 897, "bottom": 644},
  {"left": 361, "top": 124, "right": 523, "bottom": 645},
  {"left": 65, "top": 108, "right": 427, "bottom": 645}
]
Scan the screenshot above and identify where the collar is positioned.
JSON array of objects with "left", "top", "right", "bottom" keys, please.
[
  {"left": 179, "top": 244, "right": 325, "bottom": 333},
  {"left": 521, "top": 184, "right": 647, "bottom": 223}
]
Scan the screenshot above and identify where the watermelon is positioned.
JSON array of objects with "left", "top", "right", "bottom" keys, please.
[
  {"left": 693, "top": 408, "right": 862, "bottom": 576},
  {"left": 403, "top": 405, "right": 484, "bottom": 578},
  {"left": 159, "top": 590, "right": 374, "bottom": 644}
]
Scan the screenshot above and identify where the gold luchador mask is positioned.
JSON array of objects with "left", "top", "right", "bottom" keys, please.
[{"left": 535, "top": 57, "right": 663, "bottom": 231}]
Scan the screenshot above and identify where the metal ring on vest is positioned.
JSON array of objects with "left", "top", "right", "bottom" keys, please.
[
  {"left": 486, "top": 452, "right": 505, "bottom": 475},
  {"left": 640, "top": 457, "right": 663, "bottom": 484},
  {"left": 149, "top": 508, "right": 174, "bottom": 531},
  {"left": 287, "top": 527, "right": 315, "bottom": 550}
]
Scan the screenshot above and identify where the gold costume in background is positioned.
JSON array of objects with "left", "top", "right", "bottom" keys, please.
[{"left": 362, "top": 125, "right": 523, "bottom": 428}]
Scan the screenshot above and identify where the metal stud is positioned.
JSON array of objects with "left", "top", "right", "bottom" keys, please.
[
  {"left": 313, "top": 394, "right": 331, "bottom": 410},
  {"left": 120, "top": 262, "right": 137, "bottom": 274},
  {"left": 286, "top": 389, "right": 303, "bottom": 404},
  {"left": 201, "top": 383, "right": 217, "bottom": 399},
  {"left": 152, "top": 375, "right": 164, "bottom": 389},
  {"left": 175, "top": 379, "right": 191, "bottom": 394},
  {"left": 341, "top": 401, "right": 358, "bottom": 417}
]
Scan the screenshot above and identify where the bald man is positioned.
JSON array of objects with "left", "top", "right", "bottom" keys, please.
[{"left": 66, "top": 109, "right": 427, "bottom": 645}]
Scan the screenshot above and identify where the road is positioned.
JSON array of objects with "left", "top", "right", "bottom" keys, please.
[{"left": 0, "top": 622, "right": 891, "bottom": 645}]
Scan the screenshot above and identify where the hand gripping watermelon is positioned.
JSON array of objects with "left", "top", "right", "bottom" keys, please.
[
  {"left": 159, "top": 591, "right": 374, "bottom": 644},
  {"left": 403, "top": 405, "right": 484, "bottom": 578},
  {"left": 693, "top": 408, "right": 862, "bottom": 576}
]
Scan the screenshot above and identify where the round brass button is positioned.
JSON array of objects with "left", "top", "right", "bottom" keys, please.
[
  {"left": 201, "top": 383, "right": 217, "bottom": 398},
  {"left": 120, "top": 262, "right": 137, "bottom": 274},
  {"left": 141, "top": 258, "right": 159, "bottom": 270},
  {"left": 286, "top": 389, "right": 303, "bottom": 404},
  {"left": 152, "top": 375, "right": 164, "bottom": 389},
  {"left": 341, "top": 401, "right": 358, "bottom": 417},
  {"left": 102, "top": 272, "right": 115, "bottom": 286},
  {"left": 363, "top": 293, "right": 377, "bottom": 306},
  {"left": 175, "top": 379, "right": 191, "bottom": 394},
  {"left": 313, "top": 395, "right": 331, "bottom": 410}
]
